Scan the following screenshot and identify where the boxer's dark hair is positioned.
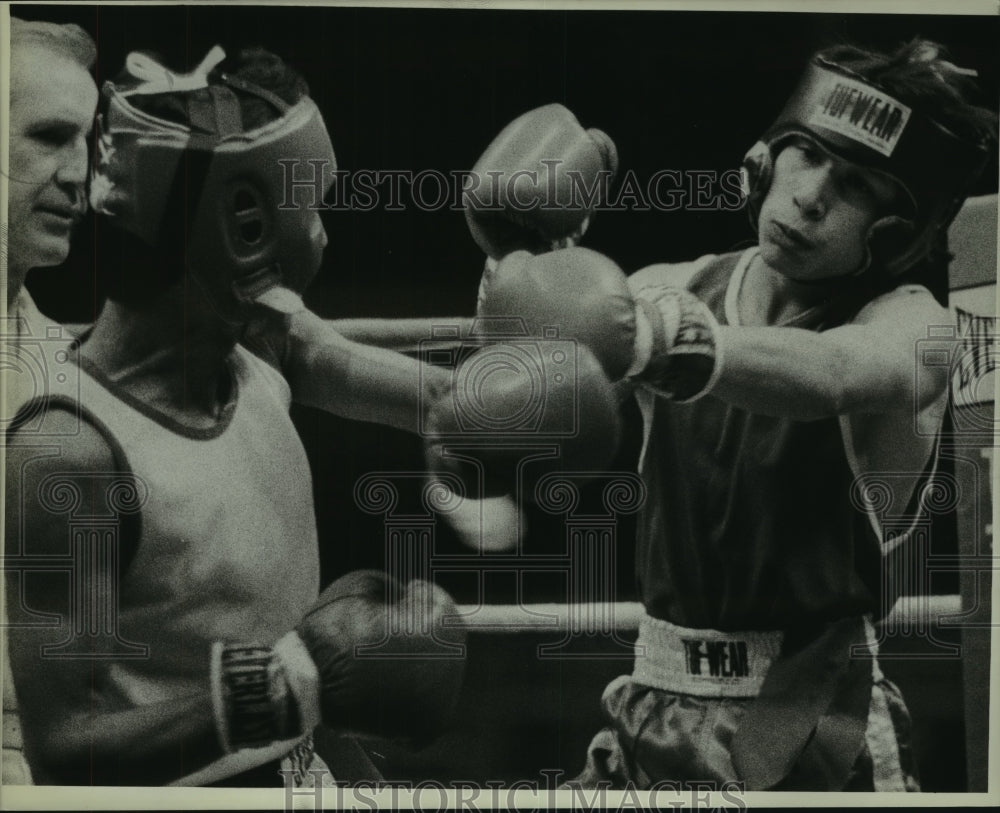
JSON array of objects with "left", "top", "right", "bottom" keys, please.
[
  {"left": 120, "top": 47, "right": 309, "bottom": 130},
  {"left": 810, "top": 39, "right": 997, "bottom": 304},
  {"left": 818, "top": 39, "right": 997, "bottom": 146},
  {"left": 228, "top": 47, "right": 310, "bottom": 128}
]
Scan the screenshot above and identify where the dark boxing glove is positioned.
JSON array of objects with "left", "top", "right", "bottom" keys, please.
[
  {"left": 423, "top": 340, "right": 623, "bottom": 503},
  {"left": 211, "top": 572, "right": 466, "bottom": 754},
  {"left": 477, "top": 247, "right": 637, "bottom": 381},
  {"left": 477, "top": 246, "right": 721, "bottom": 401},
  {"left": 295, "top": 571, "right": 466, "bottom": 745},
  {"left": 464, "top": 104, "right": 618, "bottom": 260}
]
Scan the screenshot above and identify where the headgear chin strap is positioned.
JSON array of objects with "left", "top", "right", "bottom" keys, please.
[
  {"left": 90, "top": 46, "right": 337, "bottom": 316},
  {"left": 741, "top": 55, "right": 990, "bottom": 277}
]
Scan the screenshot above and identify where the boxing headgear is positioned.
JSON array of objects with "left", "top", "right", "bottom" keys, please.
[
  {"left": 741, "top": 54, "right": 990, "bottom": 277},
  {"left": 90, "top": 46, "right": 336, "bottom": 315}
]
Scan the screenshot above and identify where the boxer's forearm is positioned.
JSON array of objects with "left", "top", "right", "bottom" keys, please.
[
  {"left": 287, "top": 310, "right": 452, "bottom": 433},
  {"left": 327, "top": 317, "right": 474, "bottom": 353},
  {"left": 26, "top": 695, "right": 223, "bottom": 786},
  {"left": 9, "top": 624, "right": 225, "bottom": 785},
  {"left": 710, "top": 324, "right": 923, "bottom": 420},
  {"left": 321, "top": 339, "right": 450, "bottom": 433}
]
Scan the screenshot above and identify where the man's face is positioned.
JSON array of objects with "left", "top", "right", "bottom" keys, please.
[
  {"left": 756, "top": 136, "right": 900, "bottom": 282},
  {"left": 8, "top": 46, "right": 98, "bottom": 279}
]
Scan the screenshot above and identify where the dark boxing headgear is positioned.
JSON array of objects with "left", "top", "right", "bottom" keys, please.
[
  {"left": 741, "top": 53, "right": 990, "bottom": 276},
  {"left": 90, "top": 46, "right": 336, "bottom": 314}
]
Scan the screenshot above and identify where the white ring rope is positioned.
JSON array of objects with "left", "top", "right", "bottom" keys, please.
[{"left": 452, "top": 594, "right": 964, "bottom": 634}]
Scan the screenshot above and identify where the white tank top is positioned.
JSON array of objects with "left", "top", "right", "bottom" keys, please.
[
  {"left": 74, "top": 345, "right": 319, "bottom": 694},
  {"left": 57, "top": 345, "right": 319, "bottom": 781}
]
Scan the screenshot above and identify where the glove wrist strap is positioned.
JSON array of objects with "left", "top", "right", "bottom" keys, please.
[
  {"left": 627, "top": 297, "right": 657, "bottom": 378},
  {"left": 211, "top": 632, "right": 319, "bottom": 753},
  {"left": 633, "top": 288, "right": 721, "bottom": 403}
]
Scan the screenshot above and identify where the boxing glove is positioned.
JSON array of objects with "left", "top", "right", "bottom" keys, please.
[
  {"left": 296, "top": 571, "right": 465, "bottom": 744},
  {"left": 464, "top": 104, "right": 618, "bottom": 260},
  {"left": 477, "top": 247, "right": 637, "bottom": 381},
  {"left": 477, "top": 246, "right": 720, "bottom": 402},
  {"left": 211, "top": 572, "right": 465, "bottom": 753},
  {"left": 423, "top": 340, "right": 623, "bottom": 500}
]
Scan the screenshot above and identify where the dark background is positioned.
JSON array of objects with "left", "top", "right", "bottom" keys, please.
[{"left": 13, "top": 2, "right": 999, "bottom": 791}]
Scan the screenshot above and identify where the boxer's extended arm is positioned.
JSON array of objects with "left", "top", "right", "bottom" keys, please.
[
  {"left": 283, "top": 309, "right": 452, "bottom": 433},
  {"left": 708, "top": 290, "right": 951, "bottom": 420},
  {"left": 465, "top": 248, "right": 947, "bottom": 418},
  {"left": 4, "top": 415, "right": 226, "bottom": 785},
  {"left": 327, "top": 317, "right": 474, "bottom": 353},
  {"left": 626, "top": 264, "right": 951, "bottom": 419}
]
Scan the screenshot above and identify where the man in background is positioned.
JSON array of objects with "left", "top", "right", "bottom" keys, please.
[{"left": 2, "top": 16, "right": 99, "bottom": 785}]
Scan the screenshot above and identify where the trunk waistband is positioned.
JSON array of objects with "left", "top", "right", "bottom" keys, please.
[
  {"left": 632, "top": 614, "right": 881, "bottom": 698},
  {"left": 633, "top": 615, "right": 783, "bottom": 697}
]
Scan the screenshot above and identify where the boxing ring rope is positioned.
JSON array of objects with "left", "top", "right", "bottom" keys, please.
[{"left": 454, "top": 594, "right": 962, "bottom": 633}]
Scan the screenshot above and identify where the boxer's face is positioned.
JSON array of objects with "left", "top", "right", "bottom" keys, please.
[
  {"left": 8, "top": 46, "right": 98, "bottom": 279},
  {"left": 757, "top": 137, "right": 899, "bottom": 282}
]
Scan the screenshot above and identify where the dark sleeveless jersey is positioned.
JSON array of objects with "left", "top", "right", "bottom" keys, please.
[{"left": 635, "top": 251, "right": 918, "bottom": 631}]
